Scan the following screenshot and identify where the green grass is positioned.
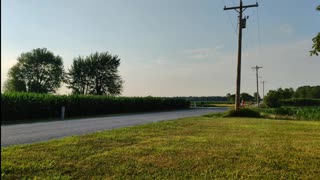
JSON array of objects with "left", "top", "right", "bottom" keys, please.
[{"left": 2, "top": 117, "right": 320, "bottom": 179}]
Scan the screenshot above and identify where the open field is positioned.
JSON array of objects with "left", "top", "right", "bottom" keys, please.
[{"left": 2, "top": 116, "right": 320, "bottom": 179}]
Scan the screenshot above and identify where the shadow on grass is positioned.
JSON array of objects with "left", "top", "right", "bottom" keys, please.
[{"left": 203, "top": 108, "right": 261, "bottom": 118}]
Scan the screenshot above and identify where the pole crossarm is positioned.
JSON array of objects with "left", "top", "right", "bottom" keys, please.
[
  {"left": 251, "top": 66, "right": 263, "bottom": 70},
  {"left": 224, "top": 3, "right": 258, "bottom": 11}
]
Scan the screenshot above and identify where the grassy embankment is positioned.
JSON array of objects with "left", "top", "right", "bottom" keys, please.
[{"left": 2, "top": 114, "right": 320, "bottom": 179}]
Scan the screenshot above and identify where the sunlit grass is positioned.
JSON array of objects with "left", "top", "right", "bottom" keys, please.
[
  {"left": 2, "top": 116, "right": 320, "bottom": 179},
  {"left": 207, "top": 103, "right": 234, "bottom": 107}
]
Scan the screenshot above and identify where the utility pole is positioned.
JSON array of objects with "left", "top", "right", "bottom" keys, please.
[
  {"left": 224, "top": 1, "right": 258, "bottom": 111},
  {"left": 252, "top": 65, "right": 262, "bottom": 107},
  {"left": 261, "top": 80, "right": 267, "bottom": 99}
]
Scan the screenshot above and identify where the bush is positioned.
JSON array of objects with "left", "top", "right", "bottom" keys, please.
[
  {"left": 280, "top": 98, "right": 320, "bottom": 106},
  {"left": 1, "top": 92, "right": 190, "bottom": 122},
  {"left": 223, "top": 108, "right": 261, "bottom": 118}
]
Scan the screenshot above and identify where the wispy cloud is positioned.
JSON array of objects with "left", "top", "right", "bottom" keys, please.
[
  {"left": 120, "top": 39, "right": 319, "bottom": 96},
  {"left": 182, "top": 44, "right": 225, "bottom": 60},
  {"left": 280, "top": 24, "right": 293, "bottom": 34}
]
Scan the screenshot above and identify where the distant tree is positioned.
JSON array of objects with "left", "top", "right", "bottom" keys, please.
[
  {"left": 253, "top": 92, "right": 262, "bottom": 102},
  {"left": 279, "top": 88, "right": 294, "bottom": 99},
  {"left": 264, "top": 90, "right": 282, "bottom": 108},
  {"left": 240, "top": 93, "right": 255, "bottom": 102},
  {"left": 310, "top": 5, "right": 320, "bottom": 56},
  {"left": 66, "top": 52, "right": 123, "bottom": 95},
  {"left": 226, "top": 92, "right": 255, "bottom": 103},
  {"left": 294, "top": 86, "right": 320, "bottom": 99},
  {"left": 263, "top": 88, "right": 294, "bottom": 107},
  {"left": 226, "top": 93, "right": 235, "bottom": 103},
  {"left": 4, "top": 48, "right": 64, "bottom": 93}
]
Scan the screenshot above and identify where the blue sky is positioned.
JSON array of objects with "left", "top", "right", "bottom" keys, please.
[{"left": 2, "top": 0, "right": 320, "bottom": 96}]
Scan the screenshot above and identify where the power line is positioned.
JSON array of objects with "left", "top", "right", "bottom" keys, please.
[
  {"left": 256, "top": 0, "right": 262, "bottom": 56},
  {"left": 220, "top": 0, "right": 238, "bottom": 36}
]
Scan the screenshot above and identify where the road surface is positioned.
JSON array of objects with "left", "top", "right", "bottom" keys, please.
[{"left": 1, "top": 107, "right": 227, "bottom": 147}]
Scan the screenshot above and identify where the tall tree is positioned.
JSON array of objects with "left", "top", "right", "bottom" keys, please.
[
  {"left": 4, "top": 48, "right": 64, "bottom": 93},
  {"left": 66, "top": 52, "right": 123, "bottom": 95},
  {"left": 65, "top": 57, "right": 91, "bottom": 94},
  {"left": 310, "top": 5, "right": 320, "bottom": 56}
]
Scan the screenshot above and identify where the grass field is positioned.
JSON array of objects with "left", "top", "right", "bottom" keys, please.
[{"left": 2, "top": 116, "right": 320, "bottom": 179}]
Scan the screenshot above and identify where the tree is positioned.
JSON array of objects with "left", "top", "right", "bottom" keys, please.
[
  {"left": 4, "top": 48, "right": 64, "bottom": 93},
  {"left": 226, "top": 93, "right": 235, "bottom": 103},
  {"left": 227, "top": 93, "right": 255, "bottom": 103},
  {"left": 264, "top": 90, "right": 282, "bottom": 108},
  {"left": 66, "top": 52, "right": 123, "bottom": 95},
  {"left": 294, "top": 86, "right": 320, "bottom": 99},
  {"left": 253, "top": 92, "right": 262, "bottom": 102},
  {"left": 310, "top": 5, "right": 320, "bottom": 56},
  {"left": 279, "top": 88, "right": 294, "bottom": 99},
  {"left": 263, "top": 88, "right": 294, "bottom": 107},
  {"left": 240, "top": 93, "right": 255, "bottom": 102}
]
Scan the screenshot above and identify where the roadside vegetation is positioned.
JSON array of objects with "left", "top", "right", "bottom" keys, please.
[
  {"left": 1, "top": 92, "right": 190, "bottom": 123},
  {"left": 2, "top": 116, "right": 320, "bottom": 179},
  {"left": 192, "top": 101, "right": 233, "bottom": 108},
  {"left": 257, "top": 106, "right": 320, "bottom": 121}
]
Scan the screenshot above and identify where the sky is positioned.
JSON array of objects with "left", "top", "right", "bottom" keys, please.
[{"left": 1, "top": 0, "right": 320, "bottom": 97}]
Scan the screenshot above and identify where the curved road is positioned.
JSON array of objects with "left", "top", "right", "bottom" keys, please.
[{"left": 1, "top": 107, "right": 227, "bottom": 147}]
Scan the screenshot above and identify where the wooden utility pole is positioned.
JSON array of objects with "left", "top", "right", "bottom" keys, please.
[
  {"left": 224, "top": 1, "right": 258, "bottom": 111},
  {"left": 252, "top": 65, "right": 263, "bottom": 107},
  {"left": 261, "top": 80, "right": 267, "bottom": 99}
]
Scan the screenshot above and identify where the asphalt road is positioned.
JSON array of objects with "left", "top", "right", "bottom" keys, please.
[{"left": 1, "top": 107, "right": 228, "bottom": 147}]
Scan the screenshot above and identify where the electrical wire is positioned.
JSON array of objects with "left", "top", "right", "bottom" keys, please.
[
  {"left": 256, "top": 0, "right": 262, "bottom": 56},
  {"left": 220, "top": 0, "right": 238, "bottom": 37}
]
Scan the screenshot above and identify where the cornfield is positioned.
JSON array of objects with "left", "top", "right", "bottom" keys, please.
[{"left": 1, "top": 92, "right": 190, "bottom": 122}]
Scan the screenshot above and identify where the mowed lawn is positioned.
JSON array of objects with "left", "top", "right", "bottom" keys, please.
[{"left": 2, "top": 116, "right": 320, "bottom": 179}]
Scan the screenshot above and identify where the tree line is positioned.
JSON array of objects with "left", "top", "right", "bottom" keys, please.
[
  {"left": 226, "top": 92, "right": 260, "bottom": 103},
  {"left": 4, "top": 48, "right": 123, "bottom": 96},
  {"left": 226, "top": 85, "right": 320, "bottom": 105},
  {"left": 179, "top": 96, "right": 228, "bottom": 102},
  {"left": 264, "top": 86, "right": 320, "bottom": 107}
]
